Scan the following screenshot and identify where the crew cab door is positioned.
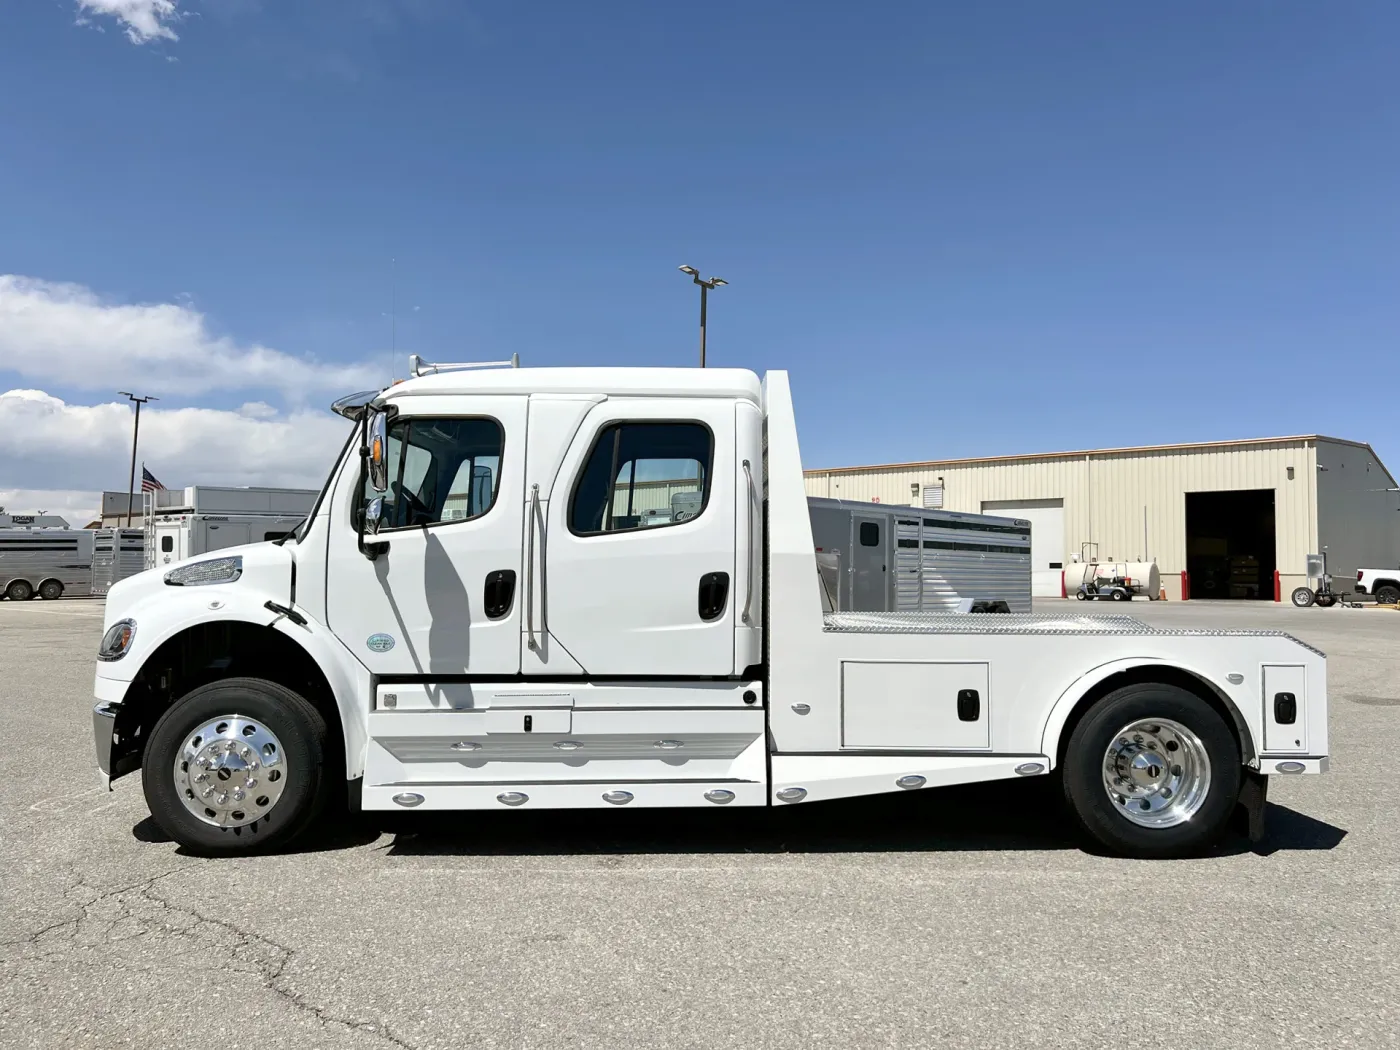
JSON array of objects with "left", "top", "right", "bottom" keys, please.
[
  {"left": 326, "top": 395, "right": 527, "bottom": 675},
  {"left": 526, "top": 397, "right": 737, "bottom": 676}
]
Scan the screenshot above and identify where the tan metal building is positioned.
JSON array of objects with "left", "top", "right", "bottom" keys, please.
[{"left": 804, "top": 435, "right": 1400, "bottom": 601}]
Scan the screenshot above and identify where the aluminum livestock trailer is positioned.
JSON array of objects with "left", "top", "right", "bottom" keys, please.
[{"left": 808, "top": 498, "right": 1032, "bottom": 613}]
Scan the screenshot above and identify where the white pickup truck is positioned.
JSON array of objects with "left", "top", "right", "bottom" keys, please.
[
  {"left": 1354, "top": 569, "right": 1400, "bottom": 605},
  {"left": 92, "top": 363, "right": 1329, "bottom": 858}
]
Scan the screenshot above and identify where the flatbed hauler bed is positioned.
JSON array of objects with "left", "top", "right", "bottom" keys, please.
[{"left": 92, "top": 366, "right": 1328, "bottom": 859}]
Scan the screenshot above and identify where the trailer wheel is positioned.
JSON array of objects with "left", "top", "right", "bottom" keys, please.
[
  {"left": 1062, "top": 683, "right": 1240, "bottom": 859},
  {"left": 1315, "top": 594, "right": 1336, "bottom": 608},
  {"left": 143, "top": 677, "right": 331, "bottom": 856},
  {"left": 5, "top": 579, "right": 34, "bottom": 601},
  {"left": 38, "top": 579, "right": 64, "bottom": 601},
  {"left": 1291, "top": 587, "right": 1315, "bottom": 608}
]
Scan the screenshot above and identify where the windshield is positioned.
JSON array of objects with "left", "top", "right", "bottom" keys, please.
[{"left": 290, "top": 423, "right": 359, "bottom": 543}]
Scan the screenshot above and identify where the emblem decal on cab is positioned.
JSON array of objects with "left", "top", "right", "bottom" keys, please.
[{"left": 366, "top": 633, "right": 395, "bottom": 653}]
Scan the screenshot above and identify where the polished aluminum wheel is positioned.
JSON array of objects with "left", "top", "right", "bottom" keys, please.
[
  {"left": 174, "top": 715, "right": 287, "bottom": 828},
  {"left": 1101, "top": 718, "right": 1211, "bottom": 828}
]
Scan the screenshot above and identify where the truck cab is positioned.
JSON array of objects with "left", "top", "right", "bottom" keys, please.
[{"left": 93, "top": 363, "right": 1329, "bottom": 859}]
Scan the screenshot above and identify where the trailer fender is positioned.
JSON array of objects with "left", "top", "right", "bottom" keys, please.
[
  {"left": 1039, "top": 657, "right": 1255, "bottom": 771},
  {"left": 96, "top": 586, "right": 371, "bottom": 779}
]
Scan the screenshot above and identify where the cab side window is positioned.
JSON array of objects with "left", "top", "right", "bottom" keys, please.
[
  {"left": 569, "top": 422, "right": 711, "bottom": 535},
  {"left": 362, "top": 417, "right": 503, "bottom": 530}
]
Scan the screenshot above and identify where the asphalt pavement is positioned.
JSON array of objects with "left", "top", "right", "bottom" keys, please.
[{"left": 0, "top": 597, "right": 1395, "bottom": 1049}]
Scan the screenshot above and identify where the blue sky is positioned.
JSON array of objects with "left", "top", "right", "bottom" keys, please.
[{"left": 2, "top": 1, "right": 1397, "bottom": 519}]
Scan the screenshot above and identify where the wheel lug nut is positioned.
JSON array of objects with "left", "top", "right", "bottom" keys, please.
[{"left": 232, "top": 790, "right": 245, "bottom": 802}]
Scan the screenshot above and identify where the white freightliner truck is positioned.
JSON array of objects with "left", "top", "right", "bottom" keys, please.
[{"left": 92, "top": 363, "right": 1329, "bottom": 857}]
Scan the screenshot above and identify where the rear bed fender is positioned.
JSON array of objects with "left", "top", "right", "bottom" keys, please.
[
  {"left": 97, "top": 588, "right": 371, "bottom": 778},
  {"left": 1039, "top": 657, "right": 1255, "bottom": 771}
]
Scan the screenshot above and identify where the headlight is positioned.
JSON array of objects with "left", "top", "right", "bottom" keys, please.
[
  {"left": 164, "top": 556, "right": 243, "bottom": 587},
  {"left": 98, "top": 619, "right": 137, "bottom": 662}
]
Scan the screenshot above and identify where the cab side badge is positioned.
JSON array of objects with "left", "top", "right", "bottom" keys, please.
[{"left": 367, "top": 633, "right": 395, "bottom": 653}]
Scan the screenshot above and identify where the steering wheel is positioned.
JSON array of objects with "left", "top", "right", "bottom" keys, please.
[{"left": 392, "top": 482, "right": 432, "bottom": 526}]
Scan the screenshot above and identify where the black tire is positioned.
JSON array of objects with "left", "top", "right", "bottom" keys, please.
[
  {"left": 143, "top": 677, "right": 331, "bottom": 856},
  {"left": 1111, "top": 588, "right": 1130, "bottom": 602},
  {"left": 1315, "top": 594, "right": 1336, "bottom": 608},
  {"left": 38, "top": 579, "right": 64, "bottom": 601},
  {"left": 1062, "top": 683, "right": 1241, "bottom": 859},
  {"left": 1375, "top": 585, "right": 1400, "bottom": 606},
  {"left": 1291, "top": 587, "right": 1315, "bottom": 608},
  {"left": 5, "top": 579, "right": 34, "bottom": 601},
  {"left": 1075, "top": 590, "right": 1087, "bottom": 601}
]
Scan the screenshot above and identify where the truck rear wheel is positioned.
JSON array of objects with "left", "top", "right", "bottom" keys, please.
[
  {"left": 1062, "top": 683, "right": 1240, "bottom": 858},
  {"left": 5, "top": 579, "right": 34, "bottom": 601},
  {"left": 1374, "top": 584, "right": 1400, "bottom": 605},
  {"left": 143, "top": 677, "right": 331, "bottom": 856}
]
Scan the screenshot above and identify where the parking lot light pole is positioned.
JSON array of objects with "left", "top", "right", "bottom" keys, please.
[
  {"left": 678, "top": 266, "right": 728, "bottom": 368},
  {"left": 119, "top": 391, "right": 158, "bottom": 526}
]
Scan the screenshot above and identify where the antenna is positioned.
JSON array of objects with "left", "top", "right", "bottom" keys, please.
[{"left": 390, "top": 256, "right": 397, "bottom": 381}]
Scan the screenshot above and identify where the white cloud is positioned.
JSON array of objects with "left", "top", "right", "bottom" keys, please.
[
  {"left": 76, "top": 0, "right": 182, "bottom": 44},
  {"left": 1, "top": 389, "right": 353, "bottom": 515},
  {"left": 0, "top": 275, "right": 383, "bottom": 399}
]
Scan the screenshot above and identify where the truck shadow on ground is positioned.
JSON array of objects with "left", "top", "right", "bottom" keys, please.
[{"left": 133, "top": 779, "right": 1346, "bottom": 858}]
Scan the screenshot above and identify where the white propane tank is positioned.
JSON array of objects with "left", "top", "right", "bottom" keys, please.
[{"left": 1065, "top": 560, "right": 1161, "bottom": 598}]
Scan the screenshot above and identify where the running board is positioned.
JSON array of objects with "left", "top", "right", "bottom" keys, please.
[{"left": 363, "top": 780, "right": 767, "bottom": 811}]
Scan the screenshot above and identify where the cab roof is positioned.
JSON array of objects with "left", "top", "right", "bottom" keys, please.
[{"left": 381, "top": 366, "right": 762, "bottom": 404}]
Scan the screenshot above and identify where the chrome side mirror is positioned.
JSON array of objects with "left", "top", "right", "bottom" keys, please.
[
  {"left": 367, "top": 410, "right": 389, "bottom": 493},
  {"left": 365, "top": 497, "right": 384, "bottom": 535}
]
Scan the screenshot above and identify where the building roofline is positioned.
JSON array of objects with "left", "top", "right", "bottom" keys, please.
[{"left": 806, "top": 434, "right": 1390, "bottom": 477}]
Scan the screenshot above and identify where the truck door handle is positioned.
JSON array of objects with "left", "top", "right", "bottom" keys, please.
[
  {"left": 484, "top": 570, "right": 516, "bottom": 620},
  {"left": 698, "top": 572, "right": 730, "bottom": 622},
  {"left": 957, "top": 689, "right": 980, "bottom": 722},
  {"left": 1274, "top": 692, "right": 1297, "bottom": 725}
]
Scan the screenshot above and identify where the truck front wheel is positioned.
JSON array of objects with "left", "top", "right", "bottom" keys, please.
[
  {"left": 143, "top": 677, "right": 331, "bottom": 856},
  {"left": 1062, "top": 683, "right": 1241, "bottom": 858}
]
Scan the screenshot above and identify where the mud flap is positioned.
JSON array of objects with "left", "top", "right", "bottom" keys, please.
[{"left": 1233, "top": 767, "right": 1269, "bottom": 843}]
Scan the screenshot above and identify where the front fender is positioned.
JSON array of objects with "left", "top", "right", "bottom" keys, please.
[
  {"left": 95, "top": 586, "right": 371, "bottom": 779},
  {"left": 1038, "top": 657, "right": 1255, "bottom": 770}
]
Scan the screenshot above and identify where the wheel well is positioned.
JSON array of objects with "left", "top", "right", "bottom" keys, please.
[
  {"left": 1370, "top": 578, "right": 1400, "bottom": 593},
  {"left": 121, "top": 621, "right": 345, "bottom": 779},
  {"left": 1055, "top": 665, "right": 1254, "bottom": 769}
]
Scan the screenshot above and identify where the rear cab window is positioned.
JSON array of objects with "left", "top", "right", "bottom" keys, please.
[{"left": 569, "top": 422, "right": 712, "bottom": 535}]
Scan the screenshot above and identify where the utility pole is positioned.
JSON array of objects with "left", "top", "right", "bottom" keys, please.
[
  {"left": 119, "top": 392, "right": 158, "bottom": 526},
  {"left": 678, "top": 266, "right": 728, "bottom": 367}
]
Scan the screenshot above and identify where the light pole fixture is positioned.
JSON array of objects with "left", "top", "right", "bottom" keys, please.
[
  {"left": 678, "top": 265, "right": 727, "bottom": 368},
  {"left": 118, "top": 391, "right": 158, "bottom": 526}
]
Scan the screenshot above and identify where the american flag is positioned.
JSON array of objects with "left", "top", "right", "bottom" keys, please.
[{"left": 141, "top": 466, "right": 165, "bottom": 493}]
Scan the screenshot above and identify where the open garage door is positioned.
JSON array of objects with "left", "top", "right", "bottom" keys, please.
[
  {"left": 982, "top": 498, "right": 1064, "bottom": 597},
  {"left": 1186, "top": 489, "right": 1276, "bottom": 600}
]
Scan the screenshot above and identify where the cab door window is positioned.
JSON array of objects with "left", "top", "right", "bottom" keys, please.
[
  {"left": 362, "top": 417, "right": 503, "bottom": 530},
  {"left": 568, "top": 422, "right": 711, "bottom": 535}
]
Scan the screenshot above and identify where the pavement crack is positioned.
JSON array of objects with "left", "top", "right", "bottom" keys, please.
[{"left": 4, "top": 864, "right": 417, "bottom": 1050}]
